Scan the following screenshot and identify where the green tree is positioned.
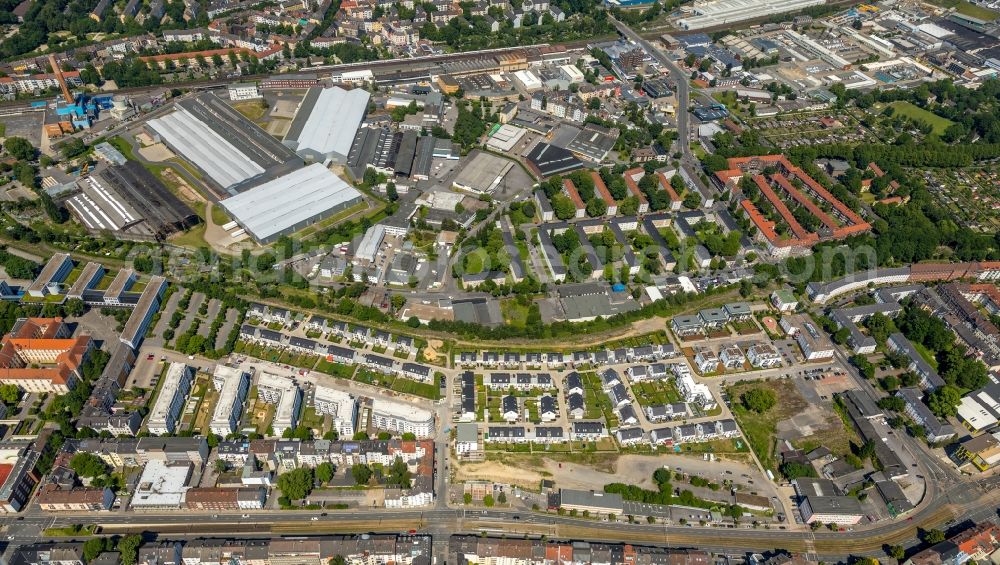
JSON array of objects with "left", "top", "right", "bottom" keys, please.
[
  {"left": 498, "top": 490, "right": 507, "bottom": 504},
  {"left": 83, "top": 538, "right": 107, "bottom": 562},
  {"left": 483, "top": 494, "right": 495, "bottom": 507},
  {"left": 4, "top": 137, "right": 36, "bottom": 161},
  {"left": 586, "top": 197, "right": 608, "bottom": 217},
  {"left": 329, "top": 556, "right": 347, "bottom": 565},
  {"left": 551, "top": 193, "right": 577, "bottom": 220},
  {"left": 316, "top": 462, "right": 335, "bottom": 483},
  {"left": 682, "top": 192, "right": 701, "bottom": 209},
  {"left": 740, "top": 388, "right": 776, "bottom": 413},
  {"left": 464, "top": 492, "right": 472, "bottom": 504},
  {"left": 118, "top": 534, "right": 143, "bottom": 565},
  {"left": 921, "top": 528, "right": 946, "bottom": 544},
  {"left": 0, "top": 384, "right": 20, "bottom": 406},
  {"left": 277, "top": 467, "right": 314, "bottom": 500},
  {"left": 70, "top": 452, "right": 109, "bottom": 478},
  {"left": 63, "top": 298, "right": 85, "bottom": 317},
  {"left": 351, "top": 463, "right": 372, "bottom": 485},
  {"left": 887, "top": 545, "right": 906, "bottom": 560},
  {"left": 927, "top": 385, "right": 961, "bottom": 418},
  {"left": 780, "top": 461, "right": 817, "bottom": 480}
]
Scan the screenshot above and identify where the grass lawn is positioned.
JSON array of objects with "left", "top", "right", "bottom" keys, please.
[
  {"left": 463, "top": 251, "right": 485, "bottom": 275},
  {"left": 887, "top": 101, "right": 954, "bottom": 136},
  {"left": 299, "top": 405, "right": 329, "bottom": 433},
  {"left": 233, "top": 100, "right": 269, "bottom": 121},
  {"left": 389, "top": 377, "right": 440, "bottom": 400},
  {"left": 928, "top": 0, "right": 999, "bottom": 19},
  {"left": 169, "top": 222, "right": 207, "bottom": 248},
  {"left": 726, "top": 380, "right": 808, "bottom": 472},
  {"left": 210, "top": 203, "right": 231, "bottom": 226},
  {"left": 501, "top": 299, "right": 530, "bottom": 328},
  {"left": 911, "top": 340, "right": 939, "bottom": 370},
  {"left": 631, "top": 380, "right": 682, "bottom": 406},
  {"left": 316, "top": 359, "right": 356, "bottom": 379}
]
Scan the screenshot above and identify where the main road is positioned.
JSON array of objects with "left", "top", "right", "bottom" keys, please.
[
  {"left": 609, "top": 16, "right": 717, "bottom": 202},
  {"left": 3, "top": 477, "right": 995, "bottom": 559}
]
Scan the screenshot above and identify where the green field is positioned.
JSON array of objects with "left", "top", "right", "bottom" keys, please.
[
  {"left": 887, "top": 101, "right": 954, "bottom": 136},
  {"left": 930, "top": 0, "right": 999, "bottom": 20}
]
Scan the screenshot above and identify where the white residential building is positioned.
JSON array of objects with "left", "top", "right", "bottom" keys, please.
[
  {"left": 146, "top": 363, "right": 193, "bottom": 436},
  {"left": 673, "top": 364, "right": 717, "bottom": 409},
  {"left": 371, "top": 398, "right": 435, "bottom": 438},
  {"left": 209, "top": 366, "right": 250, "bottom": 436},
  {"left": 312, "top": 386, "right": 358, "bottom": 438},
  {"left": 255, "top": 372, "right": 302, "bottom": 437},
  {"left": 747, "top": 343, "right": 782, "bottom": 368}
]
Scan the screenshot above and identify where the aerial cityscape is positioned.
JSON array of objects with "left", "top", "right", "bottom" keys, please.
[{"left": 0, "top": 0, "right": 998, "bottom": 562}]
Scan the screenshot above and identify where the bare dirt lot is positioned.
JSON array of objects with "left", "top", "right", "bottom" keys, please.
[
  {"left": 138, "top": 143, "right": 176, "bottom": 162},
  {"left": 456, "top": 452, "right": 762, "bottom": 491}
]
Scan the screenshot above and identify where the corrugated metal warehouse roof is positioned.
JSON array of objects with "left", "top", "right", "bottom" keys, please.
[
  {"left": 284, "top": 86, "right": 370, "bottom": 162},
  {"left": 219, "top": 164, "right": 362, "bottom": 243},
  {"left": 148, "top": 106, "right": 266, "bottom": 189}
]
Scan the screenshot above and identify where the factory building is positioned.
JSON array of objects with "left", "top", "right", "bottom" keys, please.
[
  {"left": 218, "top": 164, "right": 362, "bottom": 244},
  {"left": 678, "top": 0, "right": 826, "bottom": 30},
  {"left": 283, "top": 86, "right": 371, "bottom": 164},
  {"left": 67, "top": 162, "right": 199, "bottom": 241},
  {"left": 147, "top": 92, "right": 302, "bottom": 197}
]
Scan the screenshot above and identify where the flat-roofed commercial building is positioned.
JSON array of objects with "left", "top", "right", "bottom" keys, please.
[
  {"left": 677, "top": 0, "right": 825, "bottom": 30},
  {"left": 284, "top": 86, "right": 370, "bottom": 163},
  {"left": 793, "top": 478, "right": 863, "bottom": 525},
  {"left": 130, "top": 460, "right": 193, "bottom": 510},
  {"left": 371, "top": 398, "right": 435, "bottom": 438},
  {"left": 27, "top": 253, "right": 73, "bottom": 298},
  {"left": 219, "top": 164, "right": 362, "bottom": 244},
  {"left": 558, "top": 488, "right": 624, "bottom": 514},
  {"left": 958, "top": 383, "right": 1000, "bottom": 433},
  {"left": 209, "top": 366, "right": 250, "bottom": 436},
  {"left": 146, "top": 363, "right": 193, "bottom": 435}
]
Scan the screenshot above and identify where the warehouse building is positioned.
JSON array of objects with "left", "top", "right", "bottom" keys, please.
[
  {"left": 147, "top": 93, "right": 301, "bottom": 196},
  {"left": 526, "top": 143, "right": 584, "bottom": 178},
  {"left": 284, "top": 86, "right": 371, "bottom": 163},
  {"left": 68, "top": 163, "right": 199, "bottom": 241},
  {"left": 677, "top": 0, "right": 826, "bottom": 30},
  {"left": 452, "top": 152, "right": 515, "bottom": 195},
  {"left": 218, "top": 164, "right": 363, "bottom": 244}
]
